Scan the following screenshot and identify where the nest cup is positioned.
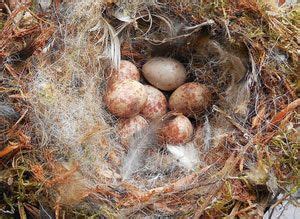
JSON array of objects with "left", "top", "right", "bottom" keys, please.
[{"left": 30, "top": 2, "right": 252, "bottom": 215}]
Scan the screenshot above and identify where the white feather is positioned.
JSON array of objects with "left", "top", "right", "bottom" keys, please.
[
  {"left": 204, "top": 116, "right": 212, "bottom": 151},
  {"left": 121, "top": 126, "right": 156, "bottom": 180},
  {"left": 167, "top": 143, "right": 200, "bottom": 170}
]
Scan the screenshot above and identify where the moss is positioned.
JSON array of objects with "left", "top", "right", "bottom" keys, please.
[
  {"left": 0, "top": 157, "right": 41, "bottom": 217},
  {"left": 269, "top": 129, "right": 300, "bottom": 186}
]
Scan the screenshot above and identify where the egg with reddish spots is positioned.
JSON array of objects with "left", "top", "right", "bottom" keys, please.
[
  {"left": 117, "top": 115, "right": 149, "bottom": 146},
  {"left": 140, "top": 85, "right": 167, "bottom": 120},
  {"left": 169, "top": 82, "right": 212, "bottom": 117},
  {"left": 108, "top": 60, "right": 140, "bottom": 86},
  {"left": 158, "top": 115, "right": 193, "bottom": 145},
  {"left": 142, "top": 57, "right": 186, "bottom": 91},
  {"left": 105, "top": 80, "right": 147, "bottom": 118}
]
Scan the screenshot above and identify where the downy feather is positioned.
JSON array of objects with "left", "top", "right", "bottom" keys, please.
[{"left": 167, "top": 143, "right": 200, "bottom": 170}]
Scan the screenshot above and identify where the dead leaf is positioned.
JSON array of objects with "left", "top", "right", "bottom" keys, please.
[
  {"left": 252, "top": 106, "right": 266, "bottom": 129},
  {"left": 268, "top": 98, "right": 300, "bottom": 130}
]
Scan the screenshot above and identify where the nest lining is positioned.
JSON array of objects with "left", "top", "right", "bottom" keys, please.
[{"left": 29, "top": 0, "right": 258, "bottom": 210}]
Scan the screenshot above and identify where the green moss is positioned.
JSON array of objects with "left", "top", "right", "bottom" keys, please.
[
  {"left": 269, "top": 128, "right": 300, "bottom": 187},
  {"left": 0, "top": 155, "right": 41, "bottom": 217}
]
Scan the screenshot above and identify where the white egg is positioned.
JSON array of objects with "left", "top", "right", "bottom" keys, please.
[
  {"left": 142, "top": 57, "right": 186, "bottom": 91},
  {"left": 105, "top": 80, "right": 147, "bottom": 118},
  {"left": 117, "top": 115, "right": 149, "bottom": 146},
  {"left": 158, "top": 114, "right": 193, "bottom": 145},
  {"left": 140, "top": 85, "right": 167, "bottom": 120},
  {"left": 169, "top": 82, "right": 212, "bottom": 117}
]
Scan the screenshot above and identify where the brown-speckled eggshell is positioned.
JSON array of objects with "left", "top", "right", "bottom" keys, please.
[
  {"left": 117, "top": 115, "right": 149, "bottom": 146},
  {"left": 142, "top": 57, "right": 186, "bottom": 91},
  {"left": 158, "top": 115, "right": 193, "bottom": 145},
  {"left": 169, "top": 82, "right": 212, "bottom": 117},
  {"left": 110, "top": 60, "right": 140, "bottom": 82},
  {"left": 105, "top": 80, "right": 147, "bottom": 118},
  {"left": 140, "top": 85, "right": 167, "bottom": 120}
]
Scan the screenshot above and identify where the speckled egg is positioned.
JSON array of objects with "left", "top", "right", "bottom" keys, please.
[
  {"left": 169, "top": 82, "right": 212, "bottom": 117},
  {"left": 110, "top": 60, "right": 140, "bottom": 83},
  {"left": 142, "top": 57, "right": 186, "bottom": 91},
  {"left": 105, "top": 80, "right": 147, "bottom": 118},
  {"left": 158, "top": 114, "right": 193, "bottom": 145},
  {"left": 140, "top": 85, "right": 167, "bottom": 120},
  {"left": 117, "top": 115, "right": 149, "bottom": 146}
]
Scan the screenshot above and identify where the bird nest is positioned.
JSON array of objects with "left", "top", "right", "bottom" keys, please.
[{"left": 0, "top": 0, "right": 299, "bottom": 218}]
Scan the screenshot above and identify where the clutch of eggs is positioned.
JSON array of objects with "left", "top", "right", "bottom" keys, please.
[{"left": 105, "top": 58, "right": 212, "bottom": 148}]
